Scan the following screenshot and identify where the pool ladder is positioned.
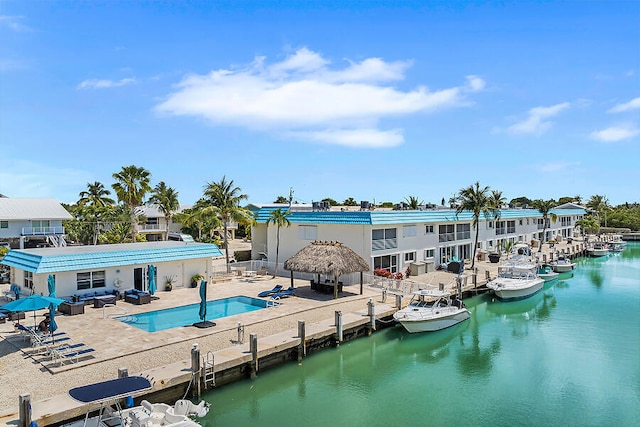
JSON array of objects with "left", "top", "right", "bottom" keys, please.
[{"left": 202, "top": 351, "right": 215, "bottom": 389}]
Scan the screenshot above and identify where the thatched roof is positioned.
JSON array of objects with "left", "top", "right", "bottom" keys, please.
[{"left": 284, "top": 241, "right": 370, "bottom": 277}]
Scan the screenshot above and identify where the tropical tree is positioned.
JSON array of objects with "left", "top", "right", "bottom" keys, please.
[
  {"left": 112, "top": 165, "right": 152, "bottom": 243},
  {"left": 78, "top": 181, "right": 115, "bottom": 208},
  {"left": 575, "top": 215, "right": 600, "bottom": 237},
  {"left": 266, "top": 209, "right": 291, "bottom": 278},
  {"left": 404, "top": 196, "right": 424, "bottom": 210},
  {"left": 574, "top": 195, "right": 583, "bottom": 205},
  {"left": 148, "top": 182, "right": 180, "bottom": 240},
  {"left": 488, "top": 190, "right": 506, "bottom": 222},
  {"left": 455, "top": 182, "right": 491, "bottom": 269},
  {"left": 532, "top": 199, "right": 558, "bottom": 252},
  {"left": 321, "top": 197, "right": 339, "bottom": 206},
  {"left": 203, "top": 176, "right": 252, "bottom": 271},
  {"left": 343, "top": 197, "right": 358, "bottom": 206},
  {"left": 273, "top": 195, "right": 288, "bottom": 204},
  {"left": 586, "top": 195, "right": 609, "bottom": 227}
]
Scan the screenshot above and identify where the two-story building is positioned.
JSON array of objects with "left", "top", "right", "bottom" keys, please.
[
  {"left": 0, "top": 198, "right": 73, "bottom": 249},
  {"left": 251, "top": 204, "right": 586, "bottom": 275}
]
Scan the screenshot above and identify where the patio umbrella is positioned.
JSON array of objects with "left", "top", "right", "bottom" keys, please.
[
  {"left": 1, "top": 294, "right": 65, "bottom": 327},
  {"left": 193, "top": 280, "right": 215, "bottom": 328},
  {"left": 48, "top": 303, "right": 58, "bottom": 342},
  {"left": 47, "top": 274, "right": 56, "bottom": 298},
  {"left": 148, "top": 265, "right": 156, "bottom": 296}
]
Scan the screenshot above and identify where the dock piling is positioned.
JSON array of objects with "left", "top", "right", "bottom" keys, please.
[
  {"left": 335, "top": 311, "right": 343, "bottom": 343},
  {"left": 237, "top": 322, "right": 245, "bottom": 344},
  {"left": 19, "top": 394, "right": 31, "bottom": 427},
  {"left": 367, "top": 298, "right": 376, "bottom": 333},
  {"left": 395, "top": 293, "right": 402, "bottom": 309},
  {"left": 250, "top": 333, "right": 258, "bottom": 379},
  {"left": 298, "top": 320, "right": 306, "bottom": 361},
  {"left": 191, "top": 343, "right": 201, "bottom": 398},
  {"left": 118, "top": 368, "right": 128, "bottom": 378}
]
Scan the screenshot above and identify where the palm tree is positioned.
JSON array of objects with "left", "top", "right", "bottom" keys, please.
[
  {"left": 148, "top": 182, "right": 180, "bottom": 240},
  {"left": 574, "top": 195, "right": 583, "bottom": 205},
  {"left": 404, "top": 196, "right": 424, "bottom": 210},
  {"left": 78, "top": 181, "right": 115, "bottom": 208},
  {"left": 77, "top": 181, "right": 116, "bottom": 245},
  {"left": 267, "top": 209, "right": 291, "bottom": 278},
  {"left": 488, "top": 190, "right": 506, "bottom": 223},
  {"left": 586, "top": 195, "right": 609, "bottom": 228},
  {"left": 203, "top": 176, "right": 252, "bottom": 271},
  {"left": 112, "top": 165, "right": 152, "bottom": 243},
  {"left": 455, "top": 182, "right": 491, "bottom": 269},
  {"left": 532, "top": 199, "right": 558, "bottom": 252}
]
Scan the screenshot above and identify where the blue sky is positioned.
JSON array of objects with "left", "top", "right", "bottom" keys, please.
[{"left": 1, "top": 1, "right": 638, "bottom": 207}]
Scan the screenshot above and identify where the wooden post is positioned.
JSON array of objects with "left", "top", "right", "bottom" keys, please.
[
  {"left": 19, "top": 394, "right": 31, "bottom": 427},
  {"left": 335, "top": 311, "right": 343, "bottom": 343},
  {"left": 297, "top": 320, "right": 306, "bottom": 361},
  {"left": 118, "top": 368, "right": 128, "bottom": 378},
  {"left": 367, "top": 298, "right": 376, "bottom": 332},
  {"left": 360, "top": 271, "right": 363, "bottom": 295},
  {"left": 290, "top": 270, "right": 294, "bottom": 288},
  {"left": 485, "top": 270, "right": 490, "bottom": 282},
  {"left": 333, "top": 273, "right": 339, "bottom": 299},
  {"left": 395, "top": 293, "right": 402, "bottom": 309},
  {"left": 191, "top": 343, "right": 201, "bottom": 399},
  {"left": 382, "top": 288, "right": 387, "bottom": 303},
  {"left": 250, "top": 333, "right": 258, "bottom": 379},
  {"left": 542, "top": 254, "right": 547, "bottom": 264}
]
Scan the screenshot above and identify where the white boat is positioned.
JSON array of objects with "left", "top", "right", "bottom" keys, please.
[
  {"left": 63, "top": 376, "right": 209, "bottom": 427},
  {"left": 486, "top": 257, "right": 544, "bottom": 300},
  {"left": 536, "top": 264, "right": 559, "bottom": 282},
  {"left": 393, "top": 289, "right": 470, "bottom": 333},
  {"left": 550, "top": 257, "right": 576, "bottom": 273},
  {"left": 587, "top": 242, "right": 610, "bottom": 257}
]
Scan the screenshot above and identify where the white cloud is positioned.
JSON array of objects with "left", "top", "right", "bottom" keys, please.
[
  {"left": 156, "top": 48, "right": 484, "bottom": 148},
  {"left": 590, "top": 125, "right": 639, "bottom": 143},
  {"left": 77, "top": 78, "right": 136, "bottom": 89},
  {"left": 607, "top": 97, "right": 640, "bottom": 113},
  {"left": 0, "top": 15, "right": 31, "bottom": 32},
  {"left": 506, "top": 102, "right": 570, "bottom": 135}
]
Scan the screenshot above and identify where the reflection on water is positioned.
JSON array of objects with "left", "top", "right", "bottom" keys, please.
[{"left": 456, "top": 307, "right": 501, "bottom": 378}]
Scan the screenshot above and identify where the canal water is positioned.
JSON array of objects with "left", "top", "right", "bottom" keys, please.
[{"left": 201, "top": 243, "right": 640, "bottom": 427}]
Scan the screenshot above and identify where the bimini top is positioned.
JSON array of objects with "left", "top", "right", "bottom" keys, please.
[
  {"left": 69, "top": 376, "right": 152, "bottom": 404},
  {"left": 1, "top": 241, "right": 223, "bottom": 274}
]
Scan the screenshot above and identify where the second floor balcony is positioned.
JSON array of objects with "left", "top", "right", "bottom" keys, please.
[
  {"left": 22, "top": 226, "right": 65, "bottom": 236},
  {"left": 136, "top": 224, "right": 167, "bottom": 233}
]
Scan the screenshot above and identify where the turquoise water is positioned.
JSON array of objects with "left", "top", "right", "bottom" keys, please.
[
  {"left": 199, "top": 243, "right": 640, "bottom": 427},
  {"left": 115, "top": 296, "right": 267, "bottom": 332}
]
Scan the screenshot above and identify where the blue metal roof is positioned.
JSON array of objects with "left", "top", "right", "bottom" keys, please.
[
  {"left": 1, "top": 242, "right": 223, "bottom": 274},
  {"left": 254, "top": 207, "right": 586, "bottom": 225}
]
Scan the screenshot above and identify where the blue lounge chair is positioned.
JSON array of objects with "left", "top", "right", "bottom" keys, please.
[
  {"left": 258, "top": 284, "right": 283, "bottom": 298},
  {"left": 270, "top": 286, "right": 296, "bottom": 299}
]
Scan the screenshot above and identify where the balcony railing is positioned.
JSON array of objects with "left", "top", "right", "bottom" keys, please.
[
  {"left": 22, "top": 226, "right": 65, "bottom": 236},
  {"left": 136, "top": 224, "right": 167, "bottom": 232},
  {"left": 456, "top": 231, "right": 471, "bottom": 240},
  {"left": 372, "top": 238, "right": 398, "bottom": 251}
]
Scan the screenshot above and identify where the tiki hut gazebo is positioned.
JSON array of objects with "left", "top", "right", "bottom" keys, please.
[{"left": 284, "top": 240, "right": 371, "bottom": 299}]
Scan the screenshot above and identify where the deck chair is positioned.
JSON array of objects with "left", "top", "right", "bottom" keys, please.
[
  {"left": 51, "top": 344, "right": 95, "bottom": 365},
  {"left": 270, "top": 286, "right": 296, "bottom": 300},
  {"left": 258, "top": 284, "right": 283, "bottom": 297}
]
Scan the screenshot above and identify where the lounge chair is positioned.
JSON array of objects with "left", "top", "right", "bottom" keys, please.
[
  {"left": 50, "top": 344, "right": 95, "bottom": 365},
  {"left": 270, "top": 286, "right": 296, "bottom": 300},
  {"left": 258, "top": 284, "right": 283, "bottom": 298},
  {"left": 124, "top": 289, "right": 151, "bottom": 305}
]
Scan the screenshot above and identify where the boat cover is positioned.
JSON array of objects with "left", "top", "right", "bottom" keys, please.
[{"left": 69, "top": 376, "right": 152, "bottom": 403}]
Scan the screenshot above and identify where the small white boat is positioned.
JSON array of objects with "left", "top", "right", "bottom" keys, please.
[
  {"left": 393, "top": 289, "right": 470, "bottom": 333},
  {"left": 587, "top": 242, "right": 610, "bottom": 257},
  {"left": 550, "top": 257, "right": 576, "bottom": 273},
  {"left": 537, "top": 265, "right": 559, "bottom": 282},
  {"left": 487, "top": 257, "right": 545, "bottom": 300},
  {"left": 63, "top": 376, "right": 209, "bottom": 427}
]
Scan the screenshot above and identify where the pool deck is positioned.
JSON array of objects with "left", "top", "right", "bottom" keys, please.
[{"left": 0, "top": 238, "right": 587, "bottom": 424}]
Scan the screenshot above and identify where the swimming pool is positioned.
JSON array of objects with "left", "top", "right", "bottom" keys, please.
[{"left": 115, "top": 296, "right": 268, "bottom": 332}]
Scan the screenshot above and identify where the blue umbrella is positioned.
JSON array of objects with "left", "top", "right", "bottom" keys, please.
[
  {"left": 148, "top": 265, "right": 156, "bottom": 295},
  {"left": 1, "top": 294, "right": 64, "bottom": 327},
  {"left": 47, "top": 275, "right": 56, "bottom": 298},
  {"left": 198, "top": 280, "right": 207, "bottom": 321}
]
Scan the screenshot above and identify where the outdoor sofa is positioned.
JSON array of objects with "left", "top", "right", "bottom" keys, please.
[
  {"left": 69, "top": 289, "right": 120, "bottom": 305},
  {"left": 124, "top": 289, "right": 151, "bottom": 305}
]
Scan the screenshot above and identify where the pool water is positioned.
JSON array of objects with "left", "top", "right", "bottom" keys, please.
[{"left": 115, "top": 296, "right": 267, "bottom": 332}]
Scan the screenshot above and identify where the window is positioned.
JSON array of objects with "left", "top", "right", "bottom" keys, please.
[
  {"left": 507, "top": 220, "right": 516, "bottom": 234},
  {"left": 77, "top": 271, "right": 106, "bottom": 290},
  {"left": 425, "top": 225, "right": 434, "bottom": 234},
  {"left": 519, "top": 219, "right": 523, "bottom": 226},
  {"left": 373, "top": 254, "right": 398, "bottom": 273},
  {"left": 404, "top": 251, "right": 416, "bottom": 262},
  {"left": 456, "top": 223, "right": 471, "bottom": 240},
  {"left": 298, "top": 225, "right": 317, "bottom": 240},
  {"left": 495, "top": 221, "right": 506, "bottom": 235},
  {"left": 31, "top": 220, "right": 50, "bottom": 233},
  {"left": 24, "top": 271, "right": 33, "bottom": 290},
  {"left": 424, "top": 248, "right": 435, "bottom": 259},
  {"left": 372, "top": 228, "right": 397, "bottom": 251},
  {"left": 0, "top": 221, "right": 7, "bottom": 229},
  {"left": 403, "top": 225, "right": 417, "bottom": 238},
  {"left": 488, "top": 221, "right": 494, "bottom": 229},
  {"left": 439, "top": 224, "right": 455, "bottom": 242}
]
